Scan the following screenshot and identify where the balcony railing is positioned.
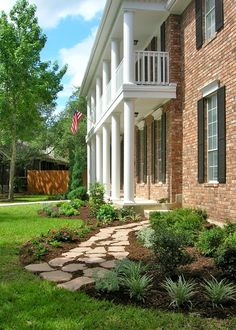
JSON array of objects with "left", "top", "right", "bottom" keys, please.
[
  {"left": 116, "top": 59, "right": 124, "bottom": 93},
  {"left": 135, "top": 51, "right": 169, "bottom": 85}
]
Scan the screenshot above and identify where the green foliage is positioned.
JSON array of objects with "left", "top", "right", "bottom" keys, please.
[
  {"left": 31, "top": 240, "right": 48, "bottom": 259},
  {"left": 162, "top": 276, "right": 197, "bottom": 308},
  {"left": 137, "top": 227, "right": 155, "bottom": 249},
  {"left": 49, "top": 240, "right": 62, "bottom": 248},
  {"left": 127, "top": 212, "right": 142, "bottom": 222},
  {"left": 115, "top": 259, "right": 148, "bottom": 278},
  {"left": 42, "top": 204, "right": 59, "bottom": 218},
  {"left": 196, "top": 227, "right": 225, "bottom": 256},
  {"left": 202, "top": 276, "right": 236, "bottom": 307},
  {"left": 68, "top": 187, "right": 88, "bottom": 201},
  {"left": 117, "top": 207, "right": 135, "bottom": 222},
  {"left": 96, "top": 203, "right": 117, "bottom": 224},
  {"left": 58, "top": 202, "right": 79, "bottom": 216},
  {"left": 94, "top": 271, "right": 120, "bottom": 292},
  {"left": 70, "top": 198, "right": 86, "bottom": 209},
  {"left": 215, "top": 245, "right": 236, "bottom": 279},
  {"left": 46, "top": 226, "right": 88, "bottom": 243},
  {"left": 89, "top": 183, "right": 105, "bottom": 217},
  {"left": 123, "top": 274, "right": 153, "bottom": 302}
]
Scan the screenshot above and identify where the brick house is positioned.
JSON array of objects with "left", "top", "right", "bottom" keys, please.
[{"left": 81, "top": 0, "right": 236, "bottom": 222}]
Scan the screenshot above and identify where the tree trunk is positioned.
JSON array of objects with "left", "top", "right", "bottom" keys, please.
[{"left": 8, "top": 126, "right": 17, "bottom": 201}]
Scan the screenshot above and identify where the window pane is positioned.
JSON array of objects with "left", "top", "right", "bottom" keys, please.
[{"left": 207, "top": 94, "right": 218, "bottom": 181}]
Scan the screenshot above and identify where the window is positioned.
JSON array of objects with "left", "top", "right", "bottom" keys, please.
[
  {"left": 195, "top": 0, "right": 224, "bottom": 49},
  {"left": 136, "top": 123, "right": 147, "bottom": 184},
  {"left": 207, "top": 94, "right": 218, "bottom": 181},
  {"left": 198, "top": 86, "right": 226, "bottom": 184},
  {"left": 157, "top": 120, "right": 163, "bottom": 181},
  {"left": 205, "top": 0, "right": 216, "bottom": 40}
]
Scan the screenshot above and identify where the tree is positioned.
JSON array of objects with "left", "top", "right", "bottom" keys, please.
[{"left": 0, "top": 0, "right": 66, "bottom": 200}]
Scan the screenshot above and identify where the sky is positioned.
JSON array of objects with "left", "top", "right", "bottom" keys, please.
[{"left": 0, "top": 0, "right": 106, "bottom": 114}]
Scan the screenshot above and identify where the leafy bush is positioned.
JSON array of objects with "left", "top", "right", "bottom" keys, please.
[
  {"left": 94, "top": 271, "right": 120, "bottom": 292},
  {"left": 47, "top": 227, "right": 81, "bottom": 243},
  {"left": 89, "top": 183, "right": 105, "bottom": 217},
  {"left": 31, "top": 240, "right": 48, "bottom": 259},
  {"left": 42, "top": 204, "right": 59, "bottom": 217},
  {"left": 215, "top": 241, "right": 236, "bottom": 279},
  {"left": 115, "top": 259, "right": 148, "bottom": 278},
  {"left": 162, "top": 276, "right": 197, "bottom": 308},
  {"left": 49, "top": 240, "right": 62, "bottom": 248},
  {"left": 196, "top": 227, "right": 225, "bottom": 256},
  {"left": 117, "top": 207, "right": 135, "bottom": 222},
  {"left": 70, "top": 198, "right": 85, "bottom": 209},
  {"left": 202, "top": 276, "right": 236, "bottom": 307},
  {"left": 137, "top": 227, "right": 155, "bottom": 249},
  {"left": 58, "top": 202, "right": 79, "bottom": 216},
  {"left": 123, "top": 274, "right": 153, "bottom": 302},
  {"left": 67, "top": 186, "right": 88, "bottom": 201},
  {"left": 96, "top": 203, "right": 117, "bottom": 224}
]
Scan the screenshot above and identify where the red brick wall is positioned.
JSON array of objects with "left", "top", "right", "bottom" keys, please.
[
  {"left": 135, "top": 15, "right": 183, "bottom": 203},
  {"left": 181, "top": 0, "right": 236, "bottom": 221}
]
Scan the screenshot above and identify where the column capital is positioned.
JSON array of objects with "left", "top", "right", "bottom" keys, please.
[
  {"left": 152, "top": 107, "right": 163, "bottom": 121},
  {"left": 136, "top": 120, "right": 145, "bottom": 130}
]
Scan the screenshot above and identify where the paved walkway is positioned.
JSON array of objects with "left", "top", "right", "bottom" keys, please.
[
  {"left": 0, "top": 200, "right": 68, "bottom": 207},
  {"left": 25, "top": 220, "right": 149, "bottom": 291}
]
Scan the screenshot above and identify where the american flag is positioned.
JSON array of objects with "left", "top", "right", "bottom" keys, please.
[{"left": 71, "top": 111, "right": 83, "bottom": 134}]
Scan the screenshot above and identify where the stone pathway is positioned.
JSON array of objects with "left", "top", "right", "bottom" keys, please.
[{"left": 25, "top": 220, "right": 149, "bottom": 291}]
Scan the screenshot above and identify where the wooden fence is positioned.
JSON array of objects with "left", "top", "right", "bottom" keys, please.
[{"left": 27, "top": 170, "right": 69, "bottom": 195}]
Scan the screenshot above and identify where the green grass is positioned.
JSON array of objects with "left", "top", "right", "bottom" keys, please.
[
  {"left": 0, "top": 194, "right": 54, "bottom": 203},
  {"left": 0, "top": 205, "right": 235, "bottom": 330}
]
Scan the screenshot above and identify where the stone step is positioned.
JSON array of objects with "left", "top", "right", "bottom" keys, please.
[{"left": 144, "top": 209, "right": 170, "bottom": 219}]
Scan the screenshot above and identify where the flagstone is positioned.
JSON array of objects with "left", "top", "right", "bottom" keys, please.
[
  {"left": 25, "top": 263, "right": 54, "bottom": 273},
  {"left": 49, "top": 257, "right": 75, "bottom": 268},
  {"left": 83, "top": 254, "right": 107, "bottom": 259},
  {"left": 79, "top": 257, "right": 106, "bottom": 264},
  {"left": 83, "top": 267, "right": 109, "bottom": 278},
  {"left": 78, "top": 241, "right": 94, "bottom": 247},
  {"left": 99, "top": 260, "right": 116, "bottom": 269},
  {"left": 61, "top": 252, "right": 84, "bottom": 258},
  {"left": 58, "top": 276, "right": 94, "bottom": 291},
  {"left": 108, "top": 246, "right": 126, "bottom": 252},
  {"left": 69, "top": 247, "right": 92, "bottom": 253},
  {"left": 108, "top": 252, "right": 129, "bottom": 259},
  {"left": 61, "top": 263, "right": 87, "bottom": 273},
  {"left": 40, "top": 270, "right": 72, "bottom": 283},
  {"left": 110, "top": 241, "right": 129, "bottom": 246},
  {"left": 88, "top": 247, "right": 106, "bottom": 254}
]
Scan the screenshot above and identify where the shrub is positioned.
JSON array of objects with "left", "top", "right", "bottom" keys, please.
[
  {"left": 47, "top": 227, "right": 80, "bottom": 243},
  {"left": 215, "top": 241, "right": 236, "bottom": 278},
  {"left": 202, "top": 276, "right": 236, "bottom": 307},
  {"left": 162, "top": 276, "right": 197, "bottom": 308},
  {"left": 49, "top": 240, "right": 62, "bottom": 248},
  {"left": 96, "top": 203, "right": 117, "bottom": 224},
  {"left": 123, "top": 274, "right": 153, "bottom": 302},
  {"left": 152, "top": 223, "right": 190, "bottom": 274},
  {"left": 67, "top": 186, "right": 88, "bottom": 201},
  {"left": 58, "top": 202, "right": 79, "bottom": 216},
  {"left": 117, "top": 207, "right": 135, "bottom": 222},
  {"left": 115, "top": 259, "right": 148, "bottom": 278},
  {"left": 70, "top": 198, "right": 85, "bottom": 209},
  {"left": 89, "top": 183, "right": 105, "bottom": 217},
  {"left": 223, "top": 222, "right": 236, "bottom": 236},
  {"left": 196, "top": 227, "right": 225, "bottom": 256},
  {"left": 137, "top": 227, "right": 155, "bottom": 249},
  {"left": 94, "top": 271, "right": 120, "bottom": 292},
  {"left": 31, "top": 240, "right": 48, "bottom": 259}
]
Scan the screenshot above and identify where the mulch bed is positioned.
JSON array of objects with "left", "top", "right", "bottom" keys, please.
[{"left": 21, "top": 205, "right": 236, "bottom": 319}]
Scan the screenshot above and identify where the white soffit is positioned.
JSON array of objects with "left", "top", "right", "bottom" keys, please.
[{"left": 166, "top": 0, "right": 192, "bottom": 14}]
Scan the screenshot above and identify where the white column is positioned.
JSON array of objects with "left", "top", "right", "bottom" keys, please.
[
  {"left": 123, "top": 10, "right": 134, "bottom": 84},
  {"left": 91, "top": 91, "right": 96, "bottom": 124},
  {"left": 87, "top": 142, "right": 91, "bottom": 191},
  {"left": 96, "top": 77, "right": 102, "bottom": 121},
  {"left": 96, "top": 131, "right": 103, "bottom": 183},
  {"left": 87, "top": 98, "right": 91, "bottom": 133},
  {"left": 102, "top": 60, "right": 110, "bottom": 111},
  {"left": 124, "top": 99, "right": 134, "bottom": 203},
  {"left": 111, "top": 39, "right": 120, "bottom": 97},
  {"left": 91, "top": 137, "right": 96, "bottom": 184},
  {"left": 102, "top": 124, "right": 111, "bottom": 197},
  {"left": 111, "top": 113, "right": 120, "bottom": 200}
]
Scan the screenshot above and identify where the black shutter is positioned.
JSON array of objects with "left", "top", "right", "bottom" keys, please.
[
  {"left": 143, "top": 124, "right": 147, "bottom": 184},
  {"left": 198, "top": 98, "right": 205, "bottom": 183},
  {"left": 161, "top": 113, "right": 166, "bottom": 183},
  {"left": 136, "top": 129, "right": 140, "bottom": 183},
  {"left": 151, "top": 121, "right": 155, "bottom": 183},
  {"left": 160, "top": 22, "right": 166, "bottom": 52},
  {"left": 215, "top": 0, "right": 224, "bottom": 32},
  {"left": 195, "top": 0, "right": 203, "bottom": 49},
  {"left": 217, "top": 86, "right": 226, "bottom": 183}
]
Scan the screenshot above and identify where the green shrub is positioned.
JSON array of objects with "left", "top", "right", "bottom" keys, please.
[
  {"left": 47, "top": 227, "right": 80, "bottom": 243},
  {"left": 96, "top": 203, "right": 117, "bottom": 224},
  {"left": 223, "top": 222, "right": 236, "bottom": 236},
  {"left": 215, "top": 239, "right": 236, "bottom": 278},
  {"left": 58, "top": 202, "right": 79, "bottom": 216},
  {"left": 117, "top": 207, "right": 135, "bottom": 222},
  {"left": 70, "top": 198, "right": 85, "bottom": 209},
  {"left": 67, "top": 186, "right": 88, "bottom": 201},
  {"left": 196, "top": 227, "right": 225, "bottom": 256},
  {"left": 137, "top": 227, "right": 155, "bottom": 249},
  {"left": 94, "top": 271, "right": 120, "bottom": 292},
  {"left": 162, "top": 276, "right": 197, "bottom": 308},
  {"left": 123, "top": 274, "right": 153, "bottom": 302},
  {"left": 202, "top": 276, "right": 236, "bottom": 307},
  {"left": 115, "top": 259, "right": 148, "bottom": 278},
  {"left": 49, "top": 240, "right": 62, "bottom": 248},
  {"left": 89, "top": 183, "right": 105, "bottom": 217},
  {"left": 31, "top": 240, "right": 48, "bottom": 259}
]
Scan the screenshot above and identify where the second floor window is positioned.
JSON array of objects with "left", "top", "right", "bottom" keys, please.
[
  {"left": 205, "top": 0, "right": 216, "bottom": 40},
  {"left": 207, "top": 94, "right": 218, "bottom": 182}
]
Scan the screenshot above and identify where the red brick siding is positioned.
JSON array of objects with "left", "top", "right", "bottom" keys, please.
[{"left": 181, "top": 0, "right": 236, "bottom": 221}]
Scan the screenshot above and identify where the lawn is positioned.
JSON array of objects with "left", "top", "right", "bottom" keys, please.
[
  {"left": 0, "top": 205, "right": 235, "bottom": 330},
  {"left": 0, "top": 194, "right": 56, "bottom": 203}
]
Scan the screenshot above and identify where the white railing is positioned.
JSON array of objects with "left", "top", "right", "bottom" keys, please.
[
  {"left": 135, "top": 51, "right": 169, "bottom": 85},
  {"left": 116, "top": 59, "right": 124, "bottom": 93}
]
